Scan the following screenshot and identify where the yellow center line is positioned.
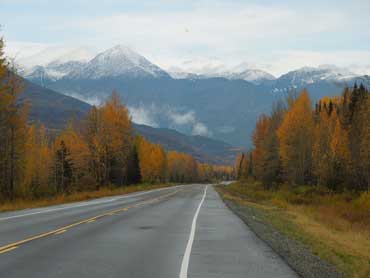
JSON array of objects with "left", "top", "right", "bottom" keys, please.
[
  {"left": 0, "top": 188, "right": 183, "bottom": 253},
  {"left": 85, "top": 219, "right": 96, "bottom": 223},
  {"left": 0, "top": 246, "right": 18, "bottom": 254},
  {"left": 54, "top": 229, "right": 67, "bottom": 235}
]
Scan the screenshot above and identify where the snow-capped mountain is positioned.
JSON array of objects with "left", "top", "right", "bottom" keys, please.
[
  {"left": 21, "top": 45, "right": 170, "bottom": 83},
  {"left": 224, "top": 69, "right": 276, "bottom": 84},
  {"left": 24, "top": 61, "right": 87, "bottom": 85},
  {"left": 278, "top": 65, "right": 357, "bottom": 86},
  {"left": 20, "top": 47, "right": 95, "bottom": 84},
  {"left": 167, "top": 59, "right": 276, "bottom": 84},
  {"left": 67, "top": 45, "right": 170, "bottom": 79},
  {"left": 19, "top": 46, "right": 95, "bottom": 69},
  {"left": 267, "top": 65, "right": 364, "bottom": 94},
  {"left": 169, "top": 67, "right": 276, "bottom": 84},
  {"left": 171, "top": 57, "right": 227, "bottom": 76},
  {"left": 18, "top": 44, "right": 365, "bottom": 87}
]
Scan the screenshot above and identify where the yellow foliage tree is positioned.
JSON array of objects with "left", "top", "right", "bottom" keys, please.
[{"left": 277, "top": 90, "right": 314, "bottom": 185}]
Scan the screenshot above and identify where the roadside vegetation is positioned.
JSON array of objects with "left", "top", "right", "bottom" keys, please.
[
  {"left": 0, "top": 36, "right": 233, "bottom": 208},
  {"left": 0, "top": 183, "right": 175, "bottom": 213},
  {"left": 226, "top": 85, "right": 370, "bottom": 277},
  {"left": 217, "top": 181, "right": 370, "bottom": 277}
]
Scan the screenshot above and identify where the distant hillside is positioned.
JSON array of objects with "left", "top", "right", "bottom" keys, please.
[
  {"left": 133, "top": 124, "right": 241, "bottom": 165},
  {"left": 20, "top": 78, "right": 91, "bottom": 129},
  {"left": 19, "top": 79, "right": 238, "bottom": 165}
]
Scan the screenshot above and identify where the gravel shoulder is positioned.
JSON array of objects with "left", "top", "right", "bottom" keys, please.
[{"left": 215, "top": 186, "right": 344, "bottom": 278}]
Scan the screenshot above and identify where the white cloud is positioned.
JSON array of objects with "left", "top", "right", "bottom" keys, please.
[
  {"left": 166, "top": 109, "right": 210, "bottom": 136},
  {"left": 64, "top": 92, "right": 103, "bottom": 106},
  {"left": 52, "top": 4, "right": 354, "bottom": 64},
  {"left": 167, "top": 110, "right": 195, "bottom": 125},
  {"left": 192, "top": 122, "right": 209, "bottom": 136},
  {"left": 128, "top": 104, "right": 159, "bottom": 127},
  {"left": 4, "top": 41, "right": 53, "bottom": 60},
  {"left": 4, "top": 2, "right": 370, "bottom": 76},
  {"left": 126, "top": 104, "right": 212, "bottom": 136}
]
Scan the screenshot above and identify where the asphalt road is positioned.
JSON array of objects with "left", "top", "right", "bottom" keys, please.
[{"left": 0, "top": 184, "right": 297, "bottom": 278}]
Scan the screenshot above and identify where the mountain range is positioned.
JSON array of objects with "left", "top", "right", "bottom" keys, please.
[
  {"left": 19, "top": 76, "right": 240, "bottom": 165},
  {"left": 17, "top": 45, "right": 370, "bottom": 146}
]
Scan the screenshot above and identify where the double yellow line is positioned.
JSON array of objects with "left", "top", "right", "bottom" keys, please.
[{"left": 0, "top": 188, "right": 182, "bottom": 254}]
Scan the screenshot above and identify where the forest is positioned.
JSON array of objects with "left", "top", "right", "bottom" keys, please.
[
  {"left": 227, "top": 85, "right": 370, "bottom": 277},
  {"left": 236, "top": 86, "right": 369, "bottom": 191},
  {"left": 0, "top": 38, "right": 233, "bottom": 202}
]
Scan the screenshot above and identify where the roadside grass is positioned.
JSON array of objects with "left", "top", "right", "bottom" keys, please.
[
  {"left": 216, "top": 181, "right": 370, "bottom": 278},
  {"left": 0, "top": 183, "right": 177, "bottom": 213}
]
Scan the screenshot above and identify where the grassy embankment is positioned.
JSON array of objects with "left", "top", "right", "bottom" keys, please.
[
  {"left": 216, "top": 181, "right": 370, "bottom": 278},
  {"left": 0, "top": 183, "right": 176, "bottom": 213}
]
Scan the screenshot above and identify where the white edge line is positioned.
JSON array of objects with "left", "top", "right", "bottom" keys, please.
[
  {"left": 179, "top": 185, "right": 208, "bottom": 278},
  {"left": 0, "top": 185, "right": 184, "bottom": 221}
]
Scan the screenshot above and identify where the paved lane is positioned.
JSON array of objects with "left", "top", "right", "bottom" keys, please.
[{"left": 0, "top": 184, "right": 297, "bottom": 278}]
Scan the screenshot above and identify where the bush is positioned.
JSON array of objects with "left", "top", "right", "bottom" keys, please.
[{"left": 354, "top": 191, "right": 370, "bottom": 214}]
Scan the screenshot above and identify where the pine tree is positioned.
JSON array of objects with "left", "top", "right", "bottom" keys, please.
[
  {"left": 126, "top": 144, "right": 141, "bottom": 184},
  {"left": 54, "top": 140, "right": 73, "bottom": 193}
]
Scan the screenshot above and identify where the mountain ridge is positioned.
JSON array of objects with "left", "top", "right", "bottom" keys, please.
[{"left": 19, "top": 77, "right": 238, "bottom": 165}]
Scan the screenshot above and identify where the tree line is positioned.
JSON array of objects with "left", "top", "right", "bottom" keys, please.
[
  {"left": 236, "top": 85, "right": 370, "bottom": 191},
  {"left": 0, "top": 38, "right": 233, "bottom": 201}
]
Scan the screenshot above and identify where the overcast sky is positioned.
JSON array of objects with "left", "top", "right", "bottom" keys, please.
[{"left": 1, "top": 0, "right": 370, "bottom": 76}]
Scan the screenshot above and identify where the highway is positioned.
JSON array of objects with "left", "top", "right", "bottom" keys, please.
[{"left": 0, "top": 184, "right": 297, "bottom": 278}]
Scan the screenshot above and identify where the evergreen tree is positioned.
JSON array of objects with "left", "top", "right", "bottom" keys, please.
[
  {"left": 55, "top": 140, "right": 73, "bottom": 193},
  {"left": 126, "top": 144, "right": 141, "bottom": 184}
]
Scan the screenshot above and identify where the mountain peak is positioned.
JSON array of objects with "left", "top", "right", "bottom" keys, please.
[
  {"left": 102, "top": 45, "right": 138, "bottom": 58},
  {"left": 67, "top": 45, "right": 170, "bottom": 80}
]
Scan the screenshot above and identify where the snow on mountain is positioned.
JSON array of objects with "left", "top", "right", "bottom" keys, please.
[
  {"left": 52, "top": 48, "right": 95, "bottom": 64},
  {"left": 167, "top": 71, "right": 201, "bottom": 79},
  {"left": 19, "top": 46, "right": 95, "bottom": 83},
  {"left": 168, "top": 57, "right": 227, "bottom": 77},
  {"left": 67, "top": 45, "right": 170, "bottom": 79},
  {"left": 225, "top": 69, "right": 276, "bottom": 84},
  {"left": 18, "top": 44, "right": 367, "bottom": 86},
  {"left": 19, "top": 46, "right": 95, "bottom": 69},
  {"left": 267, "top": 65, "right": 363, "bottom": 94},
  {"left": 278, "top": 65, "right": 358, "bottom": 86},
  {"left": 167, "top": 59, "right": 275, "bottom": 84}
]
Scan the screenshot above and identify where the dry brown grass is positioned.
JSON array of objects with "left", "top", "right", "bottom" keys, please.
[
  {"left": 0, "top": 184, "right": 174, "bottom": 213},
  {"left": 219, "top": 181, "right": 370, "bottom": 277}
]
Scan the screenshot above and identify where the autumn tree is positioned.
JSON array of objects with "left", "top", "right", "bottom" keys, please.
[
  {"left": 277, "top": 90, "right": 314, "bottom": 185},
  {"left": 359, "top": 97, "right": 370, "bottom": 189},
  {"left": 136, "top": 136, "right": 167, "bottom": 183},
  {"left": 82, "top": 93, "right": 134, "bottom": 187},
  {"left": 252, "top": 114, "right": 270, "bottom": 179},
  {"left": 54, "top": 124, "right": 91, "bottom": 192},
  {"left": 0, "top": 38, "right": 27, "bottom": 200},
  {"left": 22, "top": 124, "right": 53, "bottom": 196},
  {"left": 251, "top": 102, "right": 284, "bottom": 187}
]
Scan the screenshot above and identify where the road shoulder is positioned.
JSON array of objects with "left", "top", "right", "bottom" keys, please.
[{"left": 215, "top": 185, "right": 343, "bottom": 278}]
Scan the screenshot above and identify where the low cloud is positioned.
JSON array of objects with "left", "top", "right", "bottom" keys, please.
[
  {"left": 166, "top": 109, "right": 211, "bottom": 136},
  {"left": 167, "top": 110, "right": 195, "bottom": 125},
  {"left": 127, "top": 104, "right": 211, "bottom": 136},
  {"left": 64, "top": 92, "right": 103, "bottom": 106},
  {"left": 192, "top": 122, "right": 209, "bottom": 136},
  {"left": 128, "top": 104, "right": 159, "bottom": 127}
]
